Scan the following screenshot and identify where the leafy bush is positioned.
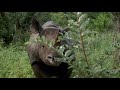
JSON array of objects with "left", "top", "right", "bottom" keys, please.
[
  {"left": 1, "top": 12, "right": 120, "bottom": 78},
  {"left": 67, "top": 12, "right": 120, "bottom": 78},
  {"left": 87, "top": 12, "right": 114, "bottom": 32}
]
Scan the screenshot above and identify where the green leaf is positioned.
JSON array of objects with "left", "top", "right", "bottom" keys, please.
[
  {"left": 47, "top": 40, "right": 54, "bottom": 47},
  {"left": 65, "top": 50, "right": 72, "bottom": 57},
  {"left": 41, "top": 36, "right": 46, "bottom": 44},
  {"left": 80, "top": 18, "right": 90, "bottom": 30},
  {"left": 69, "top": 54, "right": 75, "bottom": 61},
  {"left": 78, "top": 13, "right": 87, "bottom": 24},
  {"left": 57, "top": 46, "right": 65, "bottom": 55},
  {"left": 24, "top": 41, "right": 31, "bottom": 45},
  {"left": 58, "top": 36, "right": 64, "bottom": 41}
]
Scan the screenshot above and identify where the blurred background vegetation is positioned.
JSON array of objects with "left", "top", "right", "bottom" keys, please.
[{"left": 0, "top": 12, "right": 120, "bottom": 78}]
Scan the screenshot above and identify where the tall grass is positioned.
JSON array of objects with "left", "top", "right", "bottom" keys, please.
[{"left": 0, "top": 45, "right": 34, "bottom": 78}]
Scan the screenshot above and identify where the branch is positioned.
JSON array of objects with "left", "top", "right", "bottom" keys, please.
[{"left": 77, "top": 12, "right": 89, "bottom": 67}]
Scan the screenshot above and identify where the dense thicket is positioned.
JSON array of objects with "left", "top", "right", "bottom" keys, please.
[{"left": 0, "top": 12, "right": 120, "bottom": 78}]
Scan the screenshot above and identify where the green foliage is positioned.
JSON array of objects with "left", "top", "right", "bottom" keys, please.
[
  {"left": 1, "top": 12, "right": 120, "bottom": 78},
  {"left": 50, "top": 12, "right": 68, "bottom": 27},
  {"left": 0, "top": 12, "right": 30, "bottom": 46},
  {"left": 70, "top": 32, "right": 120, "bottom": 78},
  {"left": 34, "top": 12, "right": 51, "bottom": 24},
  {"left": 87, "top": 12, "right": 114, "bottom": 32},
  {"left": 0, "top": 45, "right": 34, "bottom": 78},
  {"left": 67, "top": 12, "right": 120, "bottom": 78}
]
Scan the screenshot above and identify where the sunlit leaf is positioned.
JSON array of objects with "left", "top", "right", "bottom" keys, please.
[{"left": 65, "top": 50, "right": 72, "bottom": 57}]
